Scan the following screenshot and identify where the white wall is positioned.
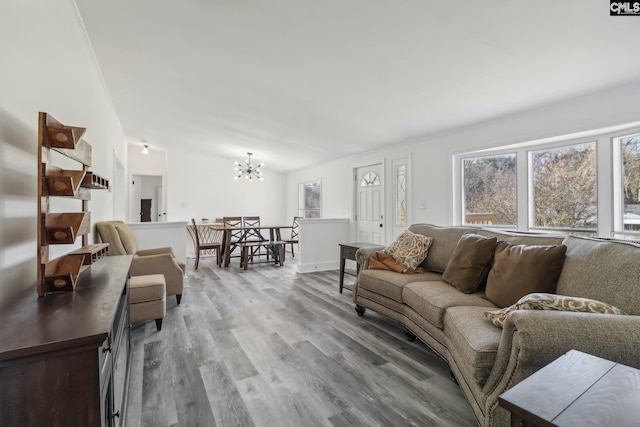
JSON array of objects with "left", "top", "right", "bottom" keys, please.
[
  {"left": 166, "top": 148, "right": 287, "bottom": 225},
  {"left": 0, "top": 0, "right": 125, "bottom": 305},
  {"left": 286, "top": 81, "right": 640, "bottom": 242}
]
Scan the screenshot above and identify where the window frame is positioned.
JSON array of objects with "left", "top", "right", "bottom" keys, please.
[
  {"left": 613, "top": 131, "right": 640, "bottom": 239},
  {"left": 527, "top": 139, "right": 598, "bottom": 234},
  {"left": 298, "top": 179, "right": 322, "bottom": 218},
  {"left": 461, "top": 152, "right": 518, "bottom": 227}
]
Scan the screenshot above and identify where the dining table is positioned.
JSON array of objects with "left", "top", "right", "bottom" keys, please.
[{"left": 209, "top": 224, "right": 293, "bottom": 267}]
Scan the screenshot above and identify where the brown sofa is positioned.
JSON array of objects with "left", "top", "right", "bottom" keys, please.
[{"left": 353, "top": 224, "right": 640, "bottom": 427}]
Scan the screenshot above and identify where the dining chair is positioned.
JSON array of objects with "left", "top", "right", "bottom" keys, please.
[
  {"left": 189, "top": 219, "right": 223, "bottom": 269},
  {"left": 283, "top": 216, "right": 302, "bottom": 257},
  {"left": 222, "top": 216, "right": 244, "bottom": 259},
  {"left": 242, "top": 216, "right": 267, "bottom": 260}
]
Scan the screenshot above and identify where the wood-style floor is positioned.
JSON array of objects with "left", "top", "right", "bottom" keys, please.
[{"left": 124, "top": 255, "right": 478, "bottom": 427}]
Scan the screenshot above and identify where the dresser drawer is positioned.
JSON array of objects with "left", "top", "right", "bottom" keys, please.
[{"left": 341, "top": 246, "right": 358, "bottom": 260}]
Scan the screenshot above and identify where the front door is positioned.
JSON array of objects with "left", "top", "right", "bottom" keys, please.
[{"left": 355, "top": 164, "right": 384, "bottom": 244}]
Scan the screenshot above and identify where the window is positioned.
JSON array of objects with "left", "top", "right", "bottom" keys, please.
[
  {"left": 360, "top": 171, "right": 380, "bottom": 187},
  {"left": 463, "top": 154, "right": 517, "bottom": 226},
  {"left": 618, "top": 134, "right": 640, "bottom": 233},
  {"left": 298, "top": 180, "right": 321, "bottom": 218},
  {"left": 531, "top": 143, "right": 597, "bottom": 231},
  {"left": 457, "top": 124, "right": 640, "bottom": 236},
  {"left": 394, "top": 164, "right": 406, "bottom": 226}
]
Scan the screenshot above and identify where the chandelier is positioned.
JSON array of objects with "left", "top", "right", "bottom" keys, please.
[{"left": 234, "top": 152, "right": 264, "bottom": 181}]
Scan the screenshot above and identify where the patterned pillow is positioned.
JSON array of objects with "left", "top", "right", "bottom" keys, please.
[
  {"left": 485, "top": 293, "right": 626, "bottom": 328},
  {"left": 384, "top": 231, "right": 433, "bottom": 271}
]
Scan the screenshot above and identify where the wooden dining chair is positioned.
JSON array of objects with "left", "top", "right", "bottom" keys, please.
[
  {"left": 222, "top": 216, "right": 243, "bottom": 259},
  {"left": 190, "top": 218, "right": 223, "bottom": 269},
  {"left": 243, "top": 216, "right": 267, "bottom": 260},
  {"left": 283, "top": 216, "right": 302, "bottom": 257}
]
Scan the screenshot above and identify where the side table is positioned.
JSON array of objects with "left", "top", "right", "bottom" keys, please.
[
  {"left": 339, "top": 242, "right": 384, "bottom": 293},
  {"left": 499, "top": 349, "right": 640, "bottom": 426}
]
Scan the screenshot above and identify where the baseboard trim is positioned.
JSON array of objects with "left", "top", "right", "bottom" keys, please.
[{"left": 296, "top": 260, "right": 338, "bottom": 273}]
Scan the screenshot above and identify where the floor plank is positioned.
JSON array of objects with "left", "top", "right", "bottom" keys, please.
[{"left": 125, "top": 257, "right": 478, "bottom": 426}]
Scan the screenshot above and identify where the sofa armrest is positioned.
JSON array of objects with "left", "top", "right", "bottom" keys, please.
[
  {"left": 353, "top": 246, "right": 384, "bottom": 300},
  {"left": 355, "top": 246, "right": 383, "bottom": 271},
  {"left": 136, "top": 247, "right": 175, "bottom": 257},
  {"left": 483, "top": 310, "right": 640, "bottom": 424},
  {"left": 130, "top": 253, "right": 184, "bottom": 296}
]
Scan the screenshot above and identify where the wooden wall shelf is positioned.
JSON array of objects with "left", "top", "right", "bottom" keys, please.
[
  {"left": 69, "top": 243, "right": 110, "bottom": 265},
  {"left": 44, "top": 212, "right": 90, "bottom": 244},
  {"left": 37, "top": 112, "right": 109, "bottom": 296},
  {"left": 43, "top": 255, "right": 85, "bottom": 292},
  {"left": 45, "top": 122, "right": 86, "bottom": 149},
  {"left": 45, "top": 169, "right": 86, "bottom": 196},
  {"left": 82, "top": 172, "right": 109, "bottom": 189}
]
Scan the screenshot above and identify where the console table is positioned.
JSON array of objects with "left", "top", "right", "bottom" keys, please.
[
  {"left": 339, "top": 242, "right": 384, "bottom": 293},
  {"left": 0, "top": 255, "right": 133, "bottom": 427},
  {"left": 499, "top": 349, "right": 640, "bottom": 426}
]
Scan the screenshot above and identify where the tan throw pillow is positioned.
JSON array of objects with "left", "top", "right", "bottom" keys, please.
[
  {"left": 442, "top": 233, "right": 498, "bottom": 293},
  {"left": 384, "top": 231, "right": 433, "bottom": 271},
  {"left": 485, "top": 241, "right": 567, "bottom": 308},
  {"left": 485, "top": 292, "right": 626, "bottom": 328}
]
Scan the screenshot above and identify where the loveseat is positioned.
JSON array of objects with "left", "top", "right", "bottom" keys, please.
[{"left": 353, "top": 224, "right": 640, "bottom": 427}]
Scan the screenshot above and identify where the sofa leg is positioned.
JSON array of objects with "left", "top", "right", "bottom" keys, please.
[
  {"left": 404, "top": 328, "right": 417, "bottom": 342},
  {"left": 355, "top": 304, "right": 366, "bottom": 317},
  {"left": 155, "top": 318, "right": 163, "bottom": 331},
  {"left": 450, "top": 369, "right": 459, "bottom": 385},
  {"left": 404, "top": 328, "right": 418, "bottom": 342},
  {"left": 176, "top": 294, "right": 182, "bottom": 305}
]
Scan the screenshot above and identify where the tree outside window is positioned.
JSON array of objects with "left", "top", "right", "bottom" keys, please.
[
  {"left": 298, "top": 180, "right": 321, "bottom": 218},
  {"left": 531, "top": 143, "right": 597, "bottom": 230},
  {"left": 463, "top": 154, "right": 517, "bottom": 225}
]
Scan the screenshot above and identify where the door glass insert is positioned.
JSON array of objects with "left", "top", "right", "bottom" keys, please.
[{"left": 360, "top": 171, "right": 381, "bottom": 187}]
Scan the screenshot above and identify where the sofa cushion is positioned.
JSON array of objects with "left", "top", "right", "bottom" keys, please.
[
  {"left": 485, "top": 241, "right": 567, "bottom": 308},
  {"left": 130, "top": 274, "right": 166, "bottom": 303},
  {"left": 403, "top": 281, "right": 497, "bottom": 328},
  {"left": 358, "top": 269, "right": 441, "bottom": 303},
  {"left": 384, "top": 230, "right": 433, "bottom": 271},
  {"left": 476, "top": 229, "right": 565, "bottom": 246},
  {"left": 485, "top": 292, "right": 626, "bottom": 328},
  {"left": 408, "top": 224, "right": 479, "bottom": 272},
  {"left": 442, "top": 233, "right": 497, "bottom": 293},
  {"left": 445, "top": 306, "right": 502, "bottom": 385},
  {"left": 557, "top": 236, "right": 640, "bottom": 315}
]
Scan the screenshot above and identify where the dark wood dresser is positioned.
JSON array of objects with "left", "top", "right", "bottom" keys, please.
[{"left": 0, "top": 255, "right": 133, "bottom": 427}]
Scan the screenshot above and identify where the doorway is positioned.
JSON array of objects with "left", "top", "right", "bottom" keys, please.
[
  {"left": 140, "top": 199, "right": 152, "bottom": 222},
  {"left": 131, "top": 174, "right": 164, "bottom": 222},
  {"left": 355, "top": 163, "right": 384, "bottom": 244}
]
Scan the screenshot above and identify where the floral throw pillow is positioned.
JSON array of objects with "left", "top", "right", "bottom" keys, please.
[
  {"left": 383, "top": 231, "right": 433, "bottom": 271},
  {"left": 485, "top": 293, "right": 626, "bottom": 328}
]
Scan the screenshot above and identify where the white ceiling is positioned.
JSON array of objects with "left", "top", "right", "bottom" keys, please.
[{"left": 75, "top": 0, "right": 640, "bottom": 172}]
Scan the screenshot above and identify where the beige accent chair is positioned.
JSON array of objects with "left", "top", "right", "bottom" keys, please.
[{"left": 96, "top": 220, "right": 186, "bottom": 304}]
